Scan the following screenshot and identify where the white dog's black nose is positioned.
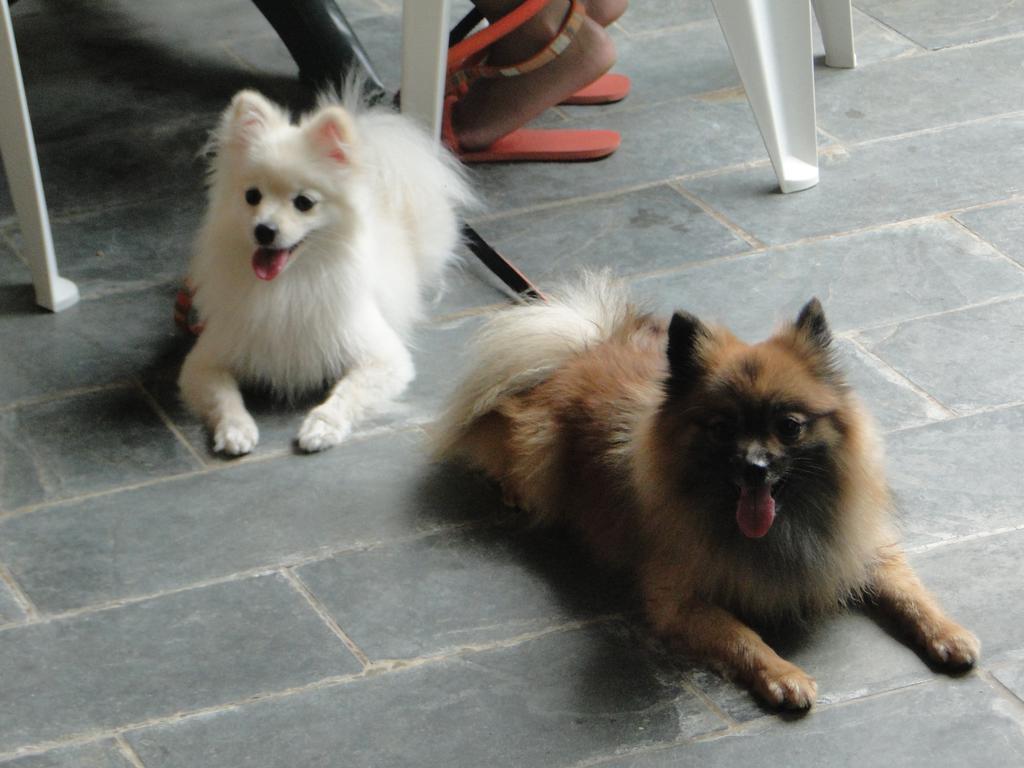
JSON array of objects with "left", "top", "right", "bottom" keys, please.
[{"left": 254, "top": 223, "right": 277, "bottom": 246}]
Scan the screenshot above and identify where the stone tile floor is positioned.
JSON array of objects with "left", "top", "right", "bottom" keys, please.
[{"left": 1, "top": 0, "right": 1023, "bottom": 765}]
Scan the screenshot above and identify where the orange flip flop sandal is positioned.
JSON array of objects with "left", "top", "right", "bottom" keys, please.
[
  {"left": 562, "top": 72, "right": 631, "bottom": 105},
  {"left": 445, "top": 0, "right": 620, "bottom": 163}
]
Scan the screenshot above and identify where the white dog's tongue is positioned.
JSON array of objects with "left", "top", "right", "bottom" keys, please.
[
  {"left": 737, "top": 484, "right": 776, "bottom": 539},
  {"left": 252, "top": 248, "right": 289, "bottom": 281}
]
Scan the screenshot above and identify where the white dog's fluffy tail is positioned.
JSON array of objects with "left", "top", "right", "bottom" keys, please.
[
  {"left": 432, "top": 272, "right": 635, "bottom": 458},
  {"left": 322, "top": 74, "right": 477, "bottom": 285}
]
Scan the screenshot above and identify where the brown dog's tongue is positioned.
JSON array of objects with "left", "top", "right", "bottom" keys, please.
[
  {"left": 737, "top": 484, "right": 776, "bottom": 538},
  {"left": 252, "top": 248, "right": 289, "bottom": 281}
]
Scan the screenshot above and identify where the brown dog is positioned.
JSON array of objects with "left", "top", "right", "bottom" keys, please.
[{"left": 434, "top": 274, "right": 979, "bottom": 708}]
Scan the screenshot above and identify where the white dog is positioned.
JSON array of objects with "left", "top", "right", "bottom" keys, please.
[{"left": 179, "top": 86, "right": 474, "bottom": 455}]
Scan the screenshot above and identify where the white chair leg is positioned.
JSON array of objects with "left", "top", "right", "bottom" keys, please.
[
  {"left": 400, "top": 0, "right": 452, "bottom": 142},
  {"left": 0, "top": 0, "right": 78, "bottom": 311},
  {"left": 711, "top": 0, "right": 819, "bottom": 194},
  {"left": 812, "top": 0, "right": 856, "bottom": 68}
]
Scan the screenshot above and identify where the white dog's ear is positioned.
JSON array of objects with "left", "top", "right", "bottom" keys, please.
[
  {"left": 305, "top": 106, "right": 358, "bottom": 164},
  {"left": 224, "top": 90, "right": 282, "bottom": 147}
]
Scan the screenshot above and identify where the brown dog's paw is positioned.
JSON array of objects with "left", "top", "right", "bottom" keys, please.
[
  {"left": 752, "top": 663, "right": 818, "bottom": 710},
  {"left": 926, "top": 622, "right": 980, "bottom": 669}
]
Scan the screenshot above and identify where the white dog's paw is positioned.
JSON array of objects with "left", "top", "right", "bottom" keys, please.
[
  {"left": 297, "top": 409, "right": 352, "bottom": 453},
  {"left": 212, "top": 415, "right": 259, "bottom": 456}
]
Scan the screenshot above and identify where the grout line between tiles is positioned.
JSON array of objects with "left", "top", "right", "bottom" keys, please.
[
  {"left": 470, "top": 112, "right": 1024, "bottom": 228},
  {"left": 885, "top": 397, "right": 1024, "bottom": 439},
  {"left": 906, "top": 523, "right": 1024, "bottom": 556},
  {"left": 0, "top": 670, "right": 366, "bottom": 764},
  {"left": 844, "top": 334, "right": 957, "bottom": 419},
  {"left": 929, "top": 30, "right": 1024, "bottom": 53},
  {"left": 0, "top": 381, "right": 135, "bottom": 415},
  {"left": 679, "top": 674, "right": 737, "bottom": 728},
  {"left": 0, "top": 561, "right": 39, "bottom": 621},
  {"left": 667, "top": 182, "right": 765, "bottom": 248},
  {"left": 839, "top": 290, "right": 1024, "bottom": 336},
  {"left": 852, "top": 7, "right": 930, "bottom": 52},
  {"left": 0, "top": 421, "right": 423, "bottom": 524},
  {"left": 365, "top": 615, "right": 620, "bottom": 674},
  {"left": 0, "top": 226, "right": 29, "bottom": 266},
  {"left": 977, "top": 668, "right": 1024, "bottom": 719},
  {"left": 132, "top": 379, "right": 207, "bottom": 469},
  {"left": 0, "top": 521, "right": 484, "bottom": 634},
  {"left": 848, "top": 109, "right": 1024, "bottom": 150},
  {"left": 115, "top": 735, "right": 148, "bottom": 768},
  {"left": 944, "top": 215, "right": 1024, "bottom": 273},
  {"left": 0, "top": 617, "right": 610, "bottom": 763},
  {"left": 280, "top": 568, "right": 373, "bottom": 669},
  {"left": 572, "top": 677, "right": 942, "bottom": 768}
]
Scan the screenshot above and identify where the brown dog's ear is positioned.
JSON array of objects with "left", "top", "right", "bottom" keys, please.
[
  {"left": 305, "top": 106, "right": 358, "bottom": 164},
  {"left": 792, "top": 298, "right": 846, "bottom": 385},
  {"left": 666, "top": 311, "right": 708, "bottom": 388},
  {"left": 794, "top": 298, "right": 832, "bottom": 351}
]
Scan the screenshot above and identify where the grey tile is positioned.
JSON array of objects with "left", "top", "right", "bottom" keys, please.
[
  {"left": 956, "top": 200, "right": 1024, "bottom": 266},
  {"left": 8, "top": 200, "right": 205, "bottom": 300},
  {"left": 0, "top": 581, "right": 26, "bottom": 625},
  {"left": 0, "top": 574, "right": 361, "bottom": 752},
  {"left": 0, "top": 741, "right": 133, "bottom": 767},
  {"left": 128, "top": 623, "right": 724, "bottom": 768},
  {"left": 687, "top": 609, "right": 940, "bottom": 722},
  {"left": 0, "top": 240, "right": 28, "bottom": 287},
  {"left": 682, "top": 115, "right": 1024, "bottom": 244},
  {"left": 0, "top": 386, "right": 199, "bottom": 510},
  {"left": 856, "top": 0, "right": 1024, "bottom": 49},
  {"left": 21, "top": 49, "right": 268, "bottom": 149},
  {"left": 909, "top": 530, "right": 1024, "bottom": 663},
  {"left": 30, "top": 121, "right": 208, "bottom": 219},
  {"left": 598, "top": 677, "right": 1024, "bottom": 767},
  {"left": 617, "top": 0, "right": 716, "bottom": 34},
  {"left": 598, "top": 6, "right": 914, "bottom": 122},
  {"left": 815, "top": 37, "right": 1024, "bottom": 143},
  {"left": 861, "top": 297, "right": 1024, "bottom": 413},
  {"left": 0, "top": 430, "right": 499, "bottom": 613},
  {"left": 834, "top": 338, "right": 948, "bottom": 433},
  {"left": 631, "top": 219, "right": 1024, "bottom": 340},
  {"left": 885, "top": 408, "right": 1024, "bottom": 549},
  {"left": 561, "top": 21, "right": 739, "bottom": 119},
  {"left": 815, "top": 7, "right": 919, "bottom": 66},
  {"left": 297, "top": 527, "right": 630, "bottom": 660},
  {"left": 0, "top": 283, "right": 186, "bottom": 408},
  {"left": 472, "top": 185, "right": 751, "bottom": 285},
  {"left": 472, "top": 97, "right": 770, "bottom": 214},
  {"left": 991, "top": 663, "right": 1024, "bottom": 702}
]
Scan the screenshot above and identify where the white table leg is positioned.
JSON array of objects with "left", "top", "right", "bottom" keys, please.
[
  {"left": 0, "top": 0, "right": 78, "bottom": 311},
  {"left": 400, "top": 0, "right": 452, "bottom": 141},
  {"left": 711, "top": 0, "right": 819, "bottom": 194}
]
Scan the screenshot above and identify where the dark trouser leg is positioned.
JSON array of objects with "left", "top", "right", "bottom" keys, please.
[{"left": 252, "top": 0, "right": 385, "bottom": 95}]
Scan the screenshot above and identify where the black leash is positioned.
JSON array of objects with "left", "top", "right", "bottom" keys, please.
[{"left": 449, "top": 7, "right": 545, "bottom": 302}]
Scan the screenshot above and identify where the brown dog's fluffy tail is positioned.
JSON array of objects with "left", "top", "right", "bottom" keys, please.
[{"left": 431, "top": 271, "right": 636, "bottom": 459}]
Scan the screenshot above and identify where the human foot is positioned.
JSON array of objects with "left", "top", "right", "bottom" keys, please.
[
  {"left": 452, "top": 1, "right": 617, "bottom": 152},
  {"left": 584, "top": 0, "right": 628, "bottom": 27}
]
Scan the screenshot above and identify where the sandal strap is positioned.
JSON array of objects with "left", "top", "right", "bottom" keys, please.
[
  {"left": 476, "top": 0, "right": 584, "bottom": 78},
  {"left": 447, "top": 0, "right": 551, "bottom": 73}
]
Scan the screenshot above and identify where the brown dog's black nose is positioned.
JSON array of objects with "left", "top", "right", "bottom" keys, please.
[
  {"left": 254, "top": 223, "right": 277, "bottom": 246},
  {"left": 742, "top": 461, "right": 769, "bottom": 486}
]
